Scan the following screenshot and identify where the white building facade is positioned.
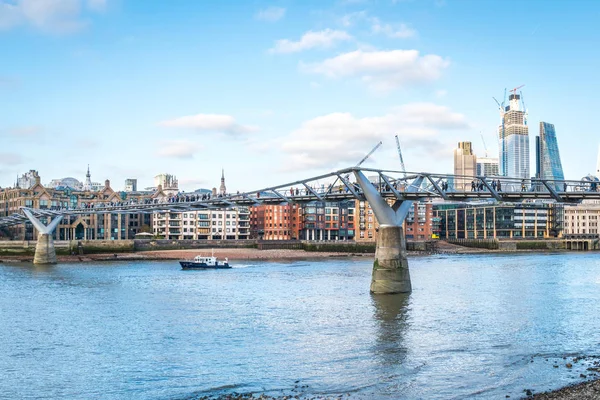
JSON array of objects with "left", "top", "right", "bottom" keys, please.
[{"left": 153, "top": 208, "right": 251, "bottom": 240}]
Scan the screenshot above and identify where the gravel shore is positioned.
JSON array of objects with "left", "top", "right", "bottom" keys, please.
[
  {"left": 0, "top": 248, "right": 369, "bottom": 263},
  {"left": 530, "top": 379, "right": 600, "bottom": 399}
]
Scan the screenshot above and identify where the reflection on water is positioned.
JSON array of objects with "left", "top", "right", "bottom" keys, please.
[
  {"left": 2, "top": 254, "right": 600, "bottom": 399},
  {"left": 371, "top": 294, "right": 410, "bottom": 367}
]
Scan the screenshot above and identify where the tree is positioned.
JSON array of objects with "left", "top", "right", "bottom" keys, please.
[{"left": 139, "top": 224, "right": 152, "bottom": 233}]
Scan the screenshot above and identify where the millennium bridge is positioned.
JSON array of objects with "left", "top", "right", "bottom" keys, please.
[{"left": 2, "top": 166, "right": 600, "bottom": 294}]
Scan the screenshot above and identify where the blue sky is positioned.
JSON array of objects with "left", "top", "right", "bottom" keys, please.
[{"left": 1, "top": 0, "right": 599, "bottom": 192}]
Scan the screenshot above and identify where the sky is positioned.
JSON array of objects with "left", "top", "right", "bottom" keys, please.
[{"left": 1, "top": 0, "right": 600, "bottom": 192}]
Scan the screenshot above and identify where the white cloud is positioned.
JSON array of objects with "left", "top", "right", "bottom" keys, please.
[
  {"left": 302, "top": 49, "right": 449, "bottom": 91},
  {"left": 340, "top": 10, "right": 367, "bottom": 27},
  {"left": 8, "top": 126, "right": 42, "bottom": 136},
  {"left": 255, "top": 6, "right": 285, "bottom": 22},
  {"left": 270, "top": 29, "right": 352, "bottom": 54},
  {"left": 339, "top": 12, "right": 416, "bottom": 38},
  {"left": 178, "top": 177, "right": 208, "bottom": 189},
  {"left": 371, "top": 18, "right": 416, "bottom": 38},
  {"left": 0, "top": 152, "right": 24, "bottom": 165},
  {"left": 156, "top": 140, "right": 202, "bottom": 159},
  {"left": 158, "top": 113, "right": 258, "bottom": 136},
  {"left": 0, "top": 2, "right": 21, "bottom": 29},
  {"left": 0, "top": 0, "right": 106, "bottom": 33},
  {"left": 86, "top": 0, "right": 106, "bottom": 12},
  {"left": 435, "top": 89, "right": 447, "bottom": 98},
  {"left": 280, "top": 103, "right": 469, "bottom": 170}
]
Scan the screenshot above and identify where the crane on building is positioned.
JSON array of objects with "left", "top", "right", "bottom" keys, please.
[
  {"left": 509, "top": 84, "right": 525, "bottom": 95},
  {"left": 493, "top": 88, "right": 507, "bottom": 116},
  {"left": 342, "top": 141, "right": 383, "bottom": 181},
  {"left": 480, "top": 133, "right": 488, "bottom": 158},
  {"left": 520, "top": 90, "right": 528, "bottom": 119},
  {"left": 394, "top": 135, "right": 406, "bottom": 176},
  {"left": 356, "top": 141, "right": 382, "bottom": 167}
]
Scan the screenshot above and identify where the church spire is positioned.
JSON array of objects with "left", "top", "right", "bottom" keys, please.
[
  {"left": 83, "top": 165, "right": 92, "bottom": 191},
  {"left": 219, "top": 168, "right": 226, "bottom": 195}
]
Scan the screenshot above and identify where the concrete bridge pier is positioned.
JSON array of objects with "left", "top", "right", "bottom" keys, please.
[
  {"left": 353, "top": 170, "right": 423, "bottom": 294},
  {"left": 22, "top": 209, "right": 63, "bottom": 265},
  {"left": 372, "top": 225, "right": 411, "bottom": 293}
]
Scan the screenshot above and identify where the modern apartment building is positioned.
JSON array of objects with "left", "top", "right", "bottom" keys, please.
[
  {"left": 250, "top": 204, "right": 301, "bottom": 240},
  {"left": 299, "top": 200, "right": 355, "bottom": 241},
  {"left": 153, "top": 208, "right": 251, "bottom": 240},
  {"left": 499, "top": 92, "right": 530, "bottom": 181},
  {"left": 453, "top": 142, "right": 477, "bottom": 191},
  {"left": 434, "top": 202, "right": 562, "bottom": 239},
  {"left": 536, "top": 122, "right": 565, "bottom": 190},
  {"left": 356, "top": 200, "right": 435, "bottom": 241}
]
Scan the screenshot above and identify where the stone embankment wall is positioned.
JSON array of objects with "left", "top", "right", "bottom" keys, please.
[
  {"left": 0, "top": 240, "right": 69, "bottom": 255},
  {"left": 448, "top": 239, "right": 569, "bottom": 251},
  {"left": 0, "top": 238, "right": 443, "bottom": 255},
  {"left": 133, "top": 239, "right": 256, "bottom": 251}
]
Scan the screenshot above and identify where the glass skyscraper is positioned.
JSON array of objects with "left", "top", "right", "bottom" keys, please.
[
  {"left": 498, "top": 93, "right": 529, "bottom": 180},
  {"left": 536, "top": 122, "right": 564, "bottom": 190}
]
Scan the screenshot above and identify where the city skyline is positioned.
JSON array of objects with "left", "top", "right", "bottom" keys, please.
[{"left": 2, "top": 0, "right": 600, "bottom": 191}]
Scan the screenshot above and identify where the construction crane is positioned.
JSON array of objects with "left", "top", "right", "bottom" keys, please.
[
  {"left": 509, "top": 84, "right": 525, "bottom": 95},
  {"left": 342, "top": 141, "right": 382, "bottom": 181},
  {"left": 480, "top": 133, "right": 488, "bottom": 157},
  {"left": 492, "top": 88, "right": 507, "bottom": 116},
  {"left": 394, "top": 135, "right": 406, "bottom": 175},
  {"left": 356, "top": 141, "right": 382, "bottom": 167}
]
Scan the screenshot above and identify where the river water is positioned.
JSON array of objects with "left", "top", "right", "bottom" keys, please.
[{"left": 2, "top": 253, "right": 600, "bottom": 399}]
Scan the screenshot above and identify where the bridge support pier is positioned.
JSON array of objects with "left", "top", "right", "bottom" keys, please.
[
  {"left": 371, "top": 225, "right": 411, "bottom": 294},
  {"left": 354, "top": 170, "right": 423, "bottom": 294},
  {"left": 34, "top": 233, "right": 58, "bottom": 264},
  {"left": 22, "top": 209, "right": 63, "bottom": 265}
]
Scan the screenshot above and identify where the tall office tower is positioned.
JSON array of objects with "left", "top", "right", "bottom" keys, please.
[
  {"left": 498, "top": 91, "right": 529, "bottom": 180},
  {"left": 453, "top": 141, "right": 477, "bottom": 191},
  {"left": 124, "top": 179, "right": 138, "bottom": 192},
  {"left": 535, "top": 122, "right": 564, "bottom": 190},
  {"left": 476, "top": 157, "right": 499, "bottom": 177}
]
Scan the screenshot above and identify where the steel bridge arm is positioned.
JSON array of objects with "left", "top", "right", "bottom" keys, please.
[
  {"left": 479, "top": 177, "right": 502, "bottom": 201},
  {"left": 337, "top": 174, "right": 363, "bottom": 199},
  {"left": 425, "top": 175, "right": 449, "bottom": 200},
  {"left": 378, "top": 173, "right": 405, "bottom": 200},
  {"left": 540, "top": 179, "right": 564, "bottom": 202},
  {"left": 302, "top": 183, "right": 323, "bottom": 201}
]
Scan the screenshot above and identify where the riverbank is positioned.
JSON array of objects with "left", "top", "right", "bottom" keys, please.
[
  {"left": 0, "top": 242, "right": 584, "bottom": 264},
  {"left": 0, "top": 248, "right": 371, "bottom": 263},
  {"left": 531, "top": 379, "right": 600, "bottom": 399}
]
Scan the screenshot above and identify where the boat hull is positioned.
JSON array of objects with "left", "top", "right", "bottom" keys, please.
[{"left": 180, "top": 261, "right": 231, "bottom": 270}]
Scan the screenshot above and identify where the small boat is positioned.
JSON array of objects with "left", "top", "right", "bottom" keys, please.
[{"left": 180, "top": 255, "right": 231, "bottom": 269}]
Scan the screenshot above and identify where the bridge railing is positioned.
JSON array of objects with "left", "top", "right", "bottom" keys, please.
[{"left": 2, "top": 166, "right": 600, "bottom": 227}]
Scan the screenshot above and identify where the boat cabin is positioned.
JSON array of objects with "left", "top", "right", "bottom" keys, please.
[{"left": 194, "top": 256, "right": 217, "bottom": 266}]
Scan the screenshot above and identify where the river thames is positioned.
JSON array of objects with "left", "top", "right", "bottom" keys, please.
[{"left": 2, "top": 252, "right": 600, "bottom": 399}]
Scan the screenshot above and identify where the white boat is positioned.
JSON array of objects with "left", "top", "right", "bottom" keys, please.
[{"left": 179, "top": 254, "right": 231, "bottom": 269}]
